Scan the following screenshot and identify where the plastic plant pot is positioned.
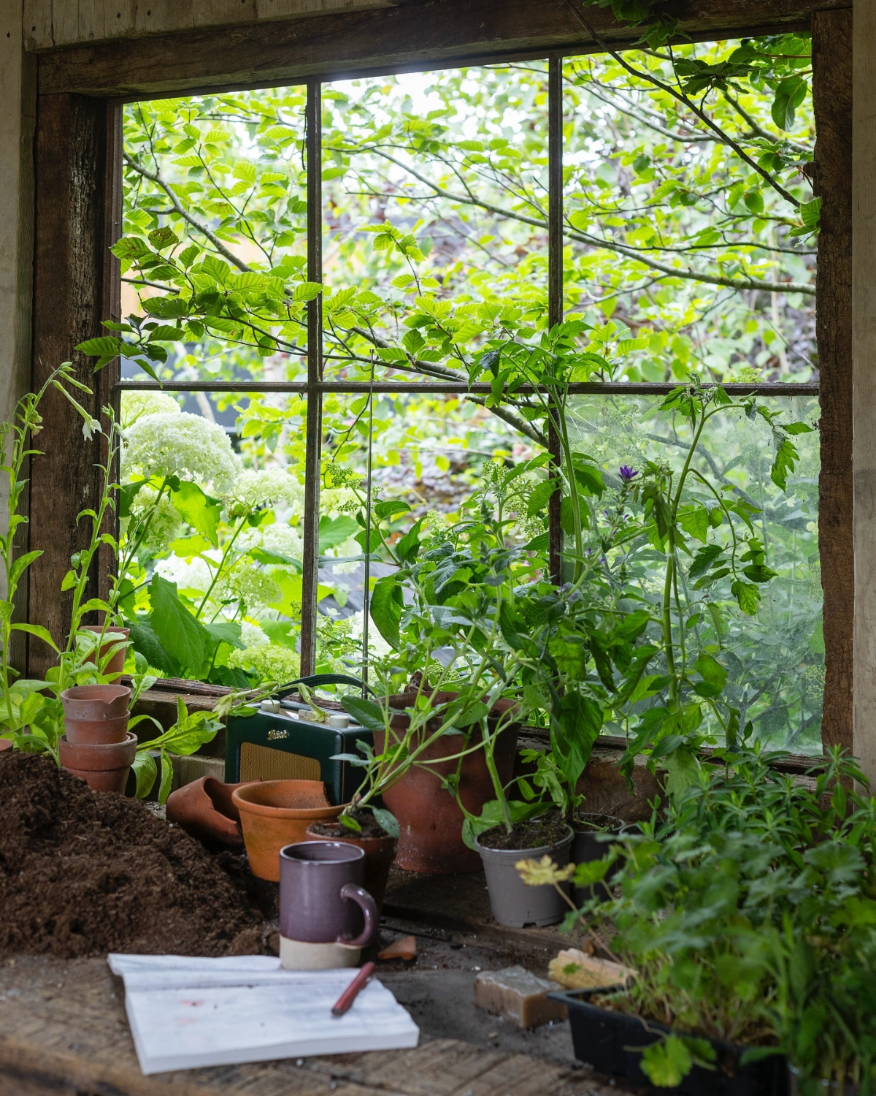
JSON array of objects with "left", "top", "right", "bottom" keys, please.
[
  {"left": 571, "top": 813, "right": 629, "bottom": 904},
  {"left": 232, "top": 780, "right": 345, "bottom": 881},
  {"left": 475, "top": 824, "right": 573, "bottom": 927},
  {"left": 549, "top": 987, "right": 789, "bottom": 1096},
  {"left": 59, "top": 731, "right": 138, "bottom": 795}
]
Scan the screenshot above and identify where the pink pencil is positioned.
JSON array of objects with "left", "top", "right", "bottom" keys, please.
[{"left": 331, "top": 961, "right": 376, "bottom": 1018}]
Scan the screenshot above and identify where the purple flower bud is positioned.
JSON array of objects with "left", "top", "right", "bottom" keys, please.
[{"left": 619, "top": 466, "right": 639, "bottom": 482}]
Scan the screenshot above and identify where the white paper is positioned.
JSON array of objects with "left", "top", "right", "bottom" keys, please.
[{"left": 108, "top": 954, "right": 420, "bottom": 1075}]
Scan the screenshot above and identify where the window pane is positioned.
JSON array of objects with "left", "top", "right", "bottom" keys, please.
[
  {"left": 562, "top": 43, "right": 816, "bottom": 384},
  {"left": 320, "top": 65, "right": 549, "bottom": 382},
  {"left": 567, "top": 393, "right": 822, "bottom": 753},
  {"left": 119, "top": 89, "right": 309, "bottom": 385}
]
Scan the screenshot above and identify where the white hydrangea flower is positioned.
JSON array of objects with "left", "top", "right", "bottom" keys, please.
[
  {"left": 224, "top": 468, "right": 304, "bottom": 517},
  {"left": 237, "top": 522, "right": 303, "bottom": 563},
  {"left": 227, "top": 642, "right": 300, "bottom": 684},
  {"left": 120, "top": 390, "right": 182, "bottom": 428},
  {"left": 325, "top": 535, "right": 362, "bottom": 576},
  {"left": 346, "top": 609, "right": 391, "bottom": 659},
  {"left": 154, "top": 554, "right": 215, "bottom": 594},
  {"left": 320, "top": 486, "right": 360, "bottom": 516},
  {"left": 122, "top": 412, "right": 240, "bottom": 492},
  {"left": 224, "top": 567, "right": 282, "bottom": 609},
  {"left": 240, "top": 621, "right": 270, "bottom": 648},
  {"left": 128, "top": 486, "right": 181, "bottom": 553}
]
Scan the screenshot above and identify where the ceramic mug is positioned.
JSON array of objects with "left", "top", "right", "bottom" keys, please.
[{"left": 279, "top": 840, "right": 378, "bottom": 970}]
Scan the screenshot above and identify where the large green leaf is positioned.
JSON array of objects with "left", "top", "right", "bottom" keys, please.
[
  {"left": 170, "top": 482, "right": 222, "bottom": 548},
  {"left": 149, "top": 575, "right": 210, "bottom": 672},
  {"left": 369, "top": 574, "right": 404, "bottom": 648}
]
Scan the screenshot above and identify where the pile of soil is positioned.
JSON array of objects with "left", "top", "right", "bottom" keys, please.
[
  {"left": 0, "top": 752, "right": 277, "bottom": 958},
  {"left": 478, "top": 811, "right": 570, "bottom": 851}
]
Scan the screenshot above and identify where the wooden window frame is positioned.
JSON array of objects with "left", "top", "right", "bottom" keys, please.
[{"left": 25, "top": 0, "right": 852, "bottom": 755}]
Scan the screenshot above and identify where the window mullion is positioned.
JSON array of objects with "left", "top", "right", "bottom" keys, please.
[{"left": 548, "top": 54, "right": 564, "bottom": 585}]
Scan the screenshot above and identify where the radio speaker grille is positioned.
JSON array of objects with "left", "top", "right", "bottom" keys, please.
[{"left": 239, "top": 742, "right": 321, "bottom": 783}]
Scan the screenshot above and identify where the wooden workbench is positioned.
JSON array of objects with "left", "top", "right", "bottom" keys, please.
[{"left": 0, "top": 956, "right": 606, "bottom": 1096}]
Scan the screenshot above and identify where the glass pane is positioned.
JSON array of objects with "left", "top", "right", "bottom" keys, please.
[
  {"left": 314, "top": 390, "right": 538, "bottom": 675},
  {"left": 566, "top": 393, "right": 822, "bottom": 753},
  {"left": 562, "top": 41, "right": 816, "bottom": 384},
  {"left": 117, "top": 88, "right": 309, "bottom": 386},
  {"left": 321, "top": 64, "right": 549, "bottom": 382},
  {"left": 117, "top": 388, "right": 309, "bottom": 687}
]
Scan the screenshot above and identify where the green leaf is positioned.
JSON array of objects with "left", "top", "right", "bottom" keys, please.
[
  {"left": 318, "top": 514, "right": 359, "bottom": 551},
  {"left": 731, "top": 579, "right": 761, "bottom": 616},
  {"left": 677, "top": 505, "right": 709, "bottom": 544},
  {"left": 131, "top": 751, "right": 157, "bottom": 798},
  {"left": 170, "top": 482, "right": 222, "bottom": 548},
  {"left": 552, "top": 690, "right": 603, "bottom": 789},
  {"left": 149, "top": 575, "right": 209, "bottom": 672},
  {"left": 526, "top": 478, "right": 557, "bottom": 517},
  {"left": 158, "top": 752, "right": 174, "bottom": 805},
  {"left": 340, "top": 695, "right": 387, "bottom": 734},
  {"left": 10, "top": 623, "right": 60, "bottom": 652},
  {"left": 204, "top": 621, "right": 244, "bottom": 651},
  {"left": 370, "top": 806, "right": 399, "bottom": 838},
  {"left": 369, "top": 574, "right": 404, "bottom": 648},
  {"left": 771, "top": 74, "right": 808, "bottom": 131}
]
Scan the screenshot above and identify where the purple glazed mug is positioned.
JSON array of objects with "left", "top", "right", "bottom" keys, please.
[{"left": 279, "top": 840, "right": 378, "bottom": 947}]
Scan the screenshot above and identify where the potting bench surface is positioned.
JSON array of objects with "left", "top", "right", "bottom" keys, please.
[{"left": 0, "top": 956, "right": 628, "bottom": 1096}]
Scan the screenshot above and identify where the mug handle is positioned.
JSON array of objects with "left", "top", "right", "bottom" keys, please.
[{"left": 337, "top": 883, "right": 378, "bottom": 948}]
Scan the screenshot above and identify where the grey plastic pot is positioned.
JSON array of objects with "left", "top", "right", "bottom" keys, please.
[
  {"left": 475, "top": 824, "right": 573, "bottom": 927},
  {"left": 572, "top": 813, "right": 629, "bottom": 904}
]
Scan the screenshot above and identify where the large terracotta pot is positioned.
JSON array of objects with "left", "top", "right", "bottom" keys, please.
[
  {"left": 82, "top": 626, "right": 130, "bottom": 675},
  {"left": 305, "top": 820, "right": 397, "bottom": 913},
  {"left": 59, "top": 731, "right": 138, "bottom": 794},
  {"left": 375, "top": 692, "right": 519, "bottom": 874},
  {"left": 232, "top": 780, "right": 345, "bottom": 882}
]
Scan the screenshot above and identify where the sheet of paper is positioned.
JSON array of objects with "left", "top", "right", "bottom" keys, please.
[{"left": 108, "top": 955, "right": 420, "bottom": 1075}]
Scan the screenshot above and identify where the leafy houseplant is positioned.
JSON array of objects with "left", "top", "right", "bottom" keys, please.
[{"left": 557, "top": 746, "right": 876, "bottom": 1094}]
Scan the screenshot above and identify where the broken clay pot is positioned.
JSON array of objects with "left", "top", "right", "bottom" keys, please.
[
  {"left": 232, "top": 780, "right": 345, "bottom": 882},
  {"left": 166, "top": 776, "right": 259, "bottom": 849},
  {"left": 59, "top": 730, "right": 138, "bottom": 795},
  {"left": 305, "top": 820, "right": 397, "bottom": 913}
]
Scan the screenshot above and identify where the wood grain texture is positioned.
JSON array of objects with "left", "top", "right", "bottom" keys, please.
[
  {"left": 813, "top": 10, "right": 853, "bottom": 754},
  {"left": 28, "top": 94, "right": 110, "bottom": 676},
  {"left": 36, "top": 0, "right": 849, "bottom": 99},
  {"left": 0, "top": 957, "right": 589, "bottom": 1096},
  {"left": 853, "top": 0, "right": 876, "bottom": 784}
]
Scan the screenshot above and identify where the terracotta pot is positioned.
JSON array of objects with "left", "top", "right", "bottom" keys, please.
[
  {"left": 61, "top": 684, "right": 131, "bottom": 721},
  {"left": 166, "top": 776, "right": 259, "bottom": 848},
  {"left": 64, "top": 712, "right": 129, "bottom": 746},
  {"left": 82, "top": 626, "right": 131, "bottom": 675},
  {"left": 375, "top": 692, "right": 519, "bottom": 874},
  {"left": 305, "top": 820, "right": 397, "bottom": 912},
  {"left": 231, "top": 780, "right": 345, "bottom": 882},
  {"left": 0, "top": 738, "right": 12, "bottom": 754},
  {"left": 59, "top": 731, "right": 138, "bottom": 795}
]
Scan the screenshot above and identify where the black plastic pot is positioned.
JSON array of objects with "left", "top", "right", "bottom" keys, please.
[
  {"left": 550, "top": 988, "right": 788, "bottom": 1096},
  {"left": 789, "top": 1067, "right": 861, "bottom": 1096},
  {"left": 475, "top": 825, "right": 573, "bottom": 927},
  {"left": 571, "top": 813, "right": 628, "bottom": 904}
]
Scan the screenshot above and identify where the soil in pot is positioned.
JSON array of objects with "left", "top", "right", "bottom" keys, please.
[
  {"left": 306, "top": 812, "right": 397, "bottom": 912},
  {"left": 376, "top": 691, "right": 519, "bottom": 874},
  {"left": 475, "top": 813, "right": 573, "bottom": 928},
  {"left": 554, "top": 988, "right": 788, "bottom": 1096},
  {"left": 232, "top": 780, "right": 345, "bottom": 882},
  {"left": 0, "top": 751, "right": 277, "bottom": 958}
]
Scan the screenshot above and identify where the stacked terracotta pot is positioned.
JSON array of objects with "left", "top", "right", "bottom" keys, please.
[{"left": 59, "top": 684, "right": 136, "bottom": 794}]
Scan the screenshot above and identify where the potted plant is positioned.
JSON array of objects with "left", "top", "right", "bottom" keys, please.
[{"left": 541, "top": 747, "right": 876, "bottom": 1095}]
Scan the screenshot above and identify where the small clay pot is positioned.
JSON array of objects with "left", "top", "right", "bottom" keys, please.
[
  {"left": 305, "top": 820, "right": 397, "bottom": 913},
  {"left": 0, "top": 739, "right": 12, "bottom": 754},
  {"left": 375, "top": 692, "right": 519, "bottom": 874},
  {"left": 64, "top": 712, "right": 129, "bottom": 746},
  {"left": 232, "top": 780, "right": 345, "bottom": 882},
  {"left": 166, "top": 776, "right": 259, "bottom": 848},
  {"left": 476, "top": 824, "right": 574, "bottom": 928},
  {"left": 59, "top": 731, "right": 138, "bottom": 795},
  {"left": 61, "top": 684, "right": 131, "bottom": 721},
  {"left": 82, "top": 625, "right": 131, "bottom": 675}
]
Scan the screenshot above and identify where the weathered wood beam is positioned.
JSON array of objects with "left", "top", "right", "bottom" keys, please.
[
  {"left": 28, "top": 94, "right": 111, "bottom": 677},
  {"left": 813, "top": 9, "right": 853, "bottom": 756},
  {"left": 37, "top": 0, "right": 849, "bottom": 99}
]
